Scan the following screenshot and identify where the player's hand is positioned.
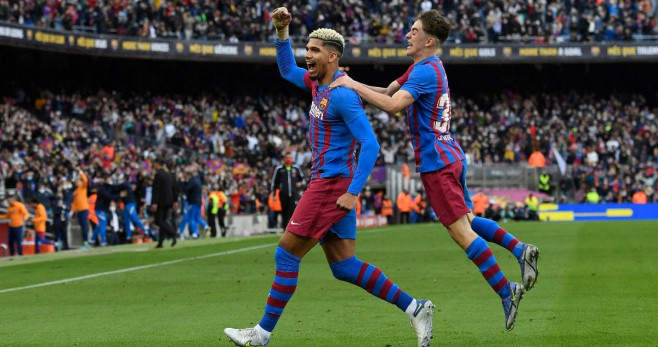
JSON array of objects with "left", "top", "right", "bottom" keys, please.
[
  {"left": 272, "top": 7, "right": 292, "bottom": 30},
  {"left": 336, "top": 193, "right": 358, "bottom": 212},
  {"left": 329, "top": 75, "right": 357, "bottom": 90}
]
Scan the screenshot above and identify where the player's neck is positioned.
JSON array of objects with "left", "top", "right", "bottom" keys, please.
[
  {"left": 412, "top": 49, "right": 438, "bottom": 64},
  {"left": 319, "top": 66, "right": 339, "bottom": 86}
]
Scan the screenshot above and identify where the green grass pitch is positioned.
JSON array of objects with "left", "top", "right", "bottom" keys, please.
[{"left": 1, "top": 221, "right": 656, "bottom": 346}]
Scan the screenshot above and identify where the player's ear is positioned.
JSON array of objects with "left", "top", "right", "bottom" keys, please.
[
  {"left": 425, "top": 36, "right": 435, "bottom": 47},
  {"left": 328, "top": 51, "right": 339, "bottom": 63}
]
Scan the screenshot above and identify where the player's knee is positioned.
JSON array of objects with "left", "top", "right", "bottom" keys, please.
[
  {"left": 274, "top": 246, "right": 301, "bottom": 269},
  {"left": 329, "top": 256, "right": 359, "bottom": 283}
]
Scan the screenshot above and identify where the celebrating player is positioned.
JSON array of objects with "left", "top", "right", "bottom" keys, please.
[
  {"left": 330, "top": 9, "right": 539, "bottom": 331},
  {"left": 224, "top": 7, "right": 434, "bottom": 347}
]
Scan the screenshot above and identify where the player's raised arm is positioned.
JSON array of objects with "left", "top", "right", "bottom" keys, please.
[{"left": 272, "top": 7, "right": 309, "bottom": 91}]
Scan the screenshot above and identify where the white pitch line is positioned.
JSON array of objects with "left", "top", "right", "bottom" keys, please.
[{"left": 0, "top": 243, "right": 275, "bottom": 294}]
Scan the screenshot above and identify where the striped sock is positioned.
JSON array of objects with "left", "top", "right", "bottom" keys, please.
[
  {"left": 472, "top": 217, "right": 525, "bottom": 260},
  {"left": 466, "top": 237, "right": 511, "bottom": 299},
  {"left": 258, "top": 246, "right": 301, "bottom": 332},
  {"left": 330, "top": 256, "right": 414, "bottom": 312}
]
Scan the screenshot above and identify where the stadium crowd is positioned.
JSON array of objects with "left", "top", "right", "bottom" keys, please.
[
  {"left": 0, "top": 86, "right": 655, "bottom": 207},
  {"left": 0, "top": 83, "right": 656, "bottom": 251},
  {"left": 0, "top": 0, "right": 656, "bottom": 43}
]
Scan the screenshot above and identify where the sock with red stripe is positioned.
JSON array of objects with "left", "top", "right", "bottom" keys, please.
[
  {"left": 259, "top": 246, "right": 301, "bottom": 332},
  {"left": 466, "top": 237, "right": 511, "bottom": 299},
  {"left": 330, "top": 256, "right": 414, "bottom": 313},
  {"left": 472, "top": 217, "right": 525, "bottom": 260}
]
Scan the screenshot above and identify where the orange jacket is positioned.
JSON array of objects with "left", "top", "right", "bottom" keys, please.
[
  {"left": 88, "top": 193, "right": 99, "bottom": 225},
  {"left": 632, "top": 191, "right": 647, "bottom": 204},
  {"left": 356, "top": 194, "right": 362, "bottom": 215},
  {"left": 32, "top": 203, "right": 48, "bottom": 232},
  {"left": 0, "top": 201, "right": 30, "bottom": 227},
  {"left": 72, "top": 172, "right": 89, "bottom": 212},
  {"left": 401, "top": 163, "right": 410, "bottom": 179},
  {"left": 381, "top": 199, "right": 393, "bottom": 216},
  {"left": 217, "top": 191, "right": 228, "bottom": 205},
  {"left": 268, "top": 189, "right": 282, "bottom": 212},
  {"left": 397, "top": 192, "right": 412, "bottom": 213},
  {"left": 472, "top": 193, "right": 489, "bottom": 215},
  {"left": 413, "top": 195, "right": 427, "bottom": 213}
]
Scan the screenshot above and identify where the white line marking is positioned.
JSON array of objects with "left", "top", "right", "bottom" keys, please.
[{"left": 0, "top": 243, "right": 275, "bottom": 294}]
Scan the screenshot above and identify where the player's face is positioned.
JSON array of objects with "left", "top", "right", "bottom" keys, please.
[
  {"left": 405, "top": 20, "right": 431, "bottom": 57},
  {"left": 305, "top": 38, "right": 331, "bottom": 81}
]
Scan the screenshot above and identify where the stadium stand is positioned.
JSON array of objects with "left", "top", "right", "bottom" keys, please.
[
  {"left": 0, "top": 0, "right": 655, "bottom": 43},
  {"left": 1, "top": 87, "right": 656, "bottom": 213}
]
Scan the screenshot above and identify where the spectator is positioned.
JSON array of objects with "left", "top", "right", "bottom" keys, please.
[
  {"left": 0, "top": 0, "right": 654, "bottom": 44},
  {"left": 632, "top": 189, "right": 648, "bottom": 204},
  {"left": 270, "top": 153, "right": 304, "bottom": 231},
  {"left": 471, "top": 190, "right": 489, "bottom": 217},
  {"left": 29, "top": 197, "right": 53, "bottom": 253},
  {"left": 0, "top": 194, "right": 30, "bottom": 256},
  {"left": 586, "top": 187, "right": 600, "bottom": 203},
  {"left": 151, "top": 156, "right": 179, "bottom": 248},
  {"left": 396, "top": 189, "right": 412, "bottom": 224},
  {"left": 51, "top": 192, "right": 70, "bottom": 250},
  {"left": 525, "top": 193, "right": 539, "bottom": 221}
]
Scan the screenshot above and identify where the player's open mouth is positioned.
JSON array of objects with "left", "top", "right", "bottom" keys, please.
[{"left": 307, "top": 62, "right": 317, "bottom": 73}]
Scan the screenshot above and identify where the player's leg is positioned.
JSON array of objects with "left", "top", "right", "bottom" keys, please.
[
  {"left": 224, "top": 231, "right": 317, "bottom": 346},
  {"left": 460, "top": 160, "right": 539, "bottom": 290},
  {"left": 322, "top": 215, "right": 434, "bottom": 347},
  {"left": 129, "top": 203, "right": 148, "bottom": 238},
  {"left": 78, "top": 210, "right": 90, "bottom": 247},
  {"left": 123, "top": 204, "right": 133, "bottom": 241},
  {"left": 178, "top": 203, "right": 189, "bottom": 237},
  {"left": 97, "top": 211, "right": 108, "bottom": 246},
  {"left": 468, "top": 211, "right": 539, "bottom": 290},
  {"left": 194, "top": 203, "right": 209, "bottom": 230},
  {"left": 422, "top": 162, "right": 524, "bottom": 331}
]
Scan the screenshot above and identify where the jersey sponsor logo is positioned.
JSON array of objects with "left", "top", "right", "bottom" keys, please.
[{"left": 309, "top": 101, "right": 324, "bottom": 120}]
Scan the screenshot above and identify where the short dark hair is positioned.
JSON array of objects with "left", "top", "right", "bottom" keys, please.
[{"left": 419, "top": 10, "right": 450, "bottom": 44}]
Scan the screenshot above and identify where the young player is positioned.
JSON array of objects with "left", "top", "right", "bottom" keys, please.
[
  {"left": 330, "top": 9, "right": 539, "bottom": 331},
  {"left": 224, "top": 7, "right": 434, "bottom": 347}
]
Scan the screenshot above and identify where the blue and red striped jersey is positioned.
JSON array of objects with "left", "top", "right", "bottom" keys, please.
[
  {"left": 275, "top": 39, "right": 379, "bottom": 195},
  {"left": 400, "top": 56, "right": 465, "bottom": 173}
]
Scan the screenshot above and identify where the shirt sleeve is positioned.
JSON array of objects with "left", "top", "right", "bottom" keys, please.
[
  {"left": 395, "top": 64, "right": 414, "bottom": 85},
  {"left": 275, "top": 38, "right": 311, "bottom": 91},
  {"left": 400, "top": 64, "right": 435, "bottom": 101},
  {"left": 333, "top": 88, "right": 380, "bottom": 195}
]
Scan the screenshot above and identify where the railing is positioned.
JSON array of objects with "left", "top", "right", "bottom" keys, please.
[
  {"left": 2, "top": 21, "right": 658, "bottom": 64},
  {"left": 385, "top": 162, "right": 558, "bottom": 204}
]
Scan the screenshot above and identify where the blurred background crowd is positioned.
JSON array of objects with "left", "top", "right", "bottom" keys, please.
[
  {"left": 1, "top": 0, "right": 656, "bottom": 43},
  {"left": 1, "top": 85, "right": 656, "bottom": 221}
]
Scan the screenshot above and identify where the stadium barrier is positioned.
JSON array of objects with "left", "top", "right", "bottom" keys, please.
[
  {"left": 539, "top": 203, "right": 658, "bottom": 222},
  {"left": 357, "top": 215, "right": 388, "bottom": 228},
  {"left": 1, "top": 21, "right": 658, "bottom": 64}
]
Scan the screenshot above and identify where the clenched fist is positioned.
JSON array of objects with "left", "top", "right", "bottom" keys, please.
[{"left": 272, "top": 7, "right": 292, "bottom": 30}]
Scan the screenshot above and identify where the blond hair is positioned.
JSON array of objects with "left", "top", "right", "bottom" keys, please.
[{"left": 309, "top": 28, "right": 345, "bottom": 56}]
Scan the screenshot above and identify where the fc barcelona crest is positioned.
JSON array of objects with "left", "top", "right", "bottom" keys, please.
[{"left": 319, "top": 98, "right": 328, "bottom": 110}]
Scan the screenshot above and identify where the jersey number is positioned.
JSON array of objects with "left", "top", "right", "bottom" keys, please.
[{"left": 434, "top": 93, "right": 451, "bottom": 133}]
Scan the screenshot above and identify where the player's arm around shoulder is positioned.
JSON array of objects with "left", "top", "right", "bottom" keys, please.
[{"left": 331, "top": 74, "right": 413, "bottom": 115}]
